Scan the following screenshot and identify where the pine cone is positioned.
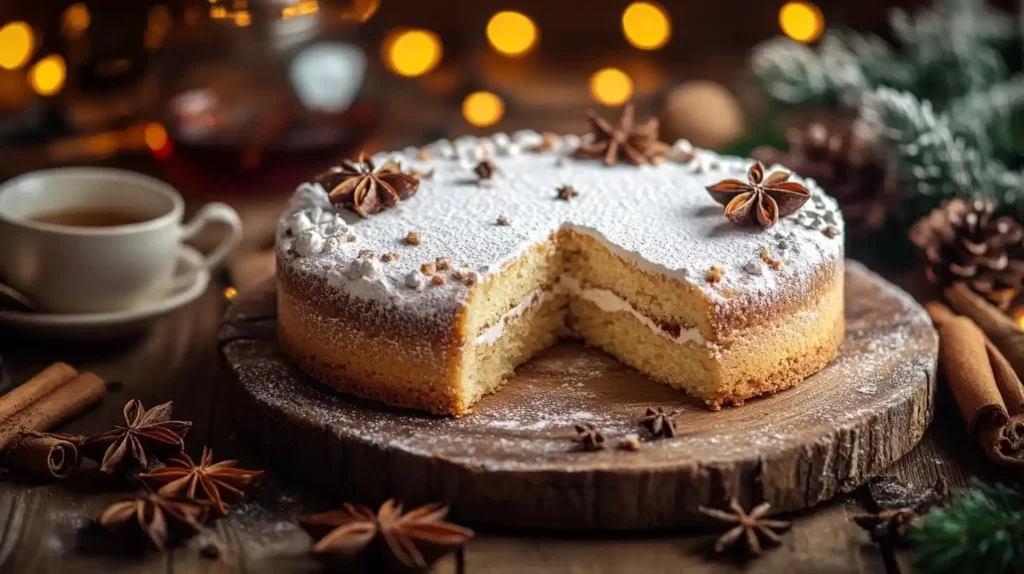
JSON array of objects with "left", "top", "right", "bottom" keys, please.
[
  {"left": 753, "top": 122, "right": 895, "bottom": 236},
  {"left": 909, "top": 197, "right": 1024, "bottom": 310}
]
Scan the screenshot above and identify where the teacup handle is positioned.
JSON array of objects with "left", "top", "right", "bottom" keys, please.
[
  {"left": 180, "top": 202, "right": 243, "bottom": 270},
  {"left": 167, "top": 203, "right": 242, "bottom": 292}
]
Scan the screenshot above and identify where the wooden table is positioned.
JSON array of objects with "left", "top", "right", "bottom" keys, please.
[
  {"left": 0, "top": 172, "right": 1018, "bottom": 574},
  {"left": 0, "top": 267, "right": 1016, "bottom": 574}
]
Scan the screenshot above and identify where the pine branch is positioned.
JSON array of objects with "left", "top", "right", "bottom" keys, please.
[
  {"left": 910, "top": 480, "right": 1024, "bottom": 574},
  {"left": 948, "top": 78, "right": 1024, "bottom": 169},
  {"left": 859, "top": 88, "right": 996, "bottom": 220}
]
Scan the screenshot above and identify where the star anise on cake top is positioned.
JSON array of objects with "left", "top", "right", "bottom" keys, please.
[
  {"left": 706, "top": 162, "right": 811, "bottom": 229},
  {"left": 82, "top": 400, "right": 191, "bottom": 474},
  {"left": 139, "top": 447, "right": 264, "bottom": 516},
  {"left": 299, "top": 499, "right": 474, "bottom": 570},
  {"left": 573, "top": 104, "right": 669, "bottom": 166},
  {"left": 98, "top": 493, "right": 211, "bottom": 551},
  {"left": 699, "top": 499, "right": 791, "bottom": 555},
  {"left": 314, "top": 154, "right": 420, "bottom": 218},
  {"left": 639, "top": 407, "right": 679, "bottom": 438}
]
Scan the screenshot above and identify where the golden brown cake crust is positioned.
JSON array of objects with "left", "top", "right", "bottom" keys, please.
[{"left": 275, "top": 133, "right": 847, "bottom": 415}]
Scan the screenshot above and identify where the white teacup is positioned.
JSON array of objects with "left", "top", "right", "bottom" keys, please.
[{"left": 0, "top": 167, "right": 242, "bottom": 313}]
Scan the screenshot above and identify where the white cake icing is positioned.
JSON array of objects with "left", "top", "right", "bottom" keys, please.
[{"left": 276, "top": 132, "right": 844, "bottom": 324}]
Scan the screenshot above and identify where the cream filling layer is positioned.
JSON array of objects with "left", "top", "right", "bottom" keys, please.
[{"left": 472, "top": 275, "right": 707, "bottom": 347}]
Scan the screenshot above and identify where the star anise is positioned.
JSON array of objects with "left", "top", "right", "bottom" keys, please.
[
  {"left": 82, "top": 400, "right": 191, "bottom": 474},
  {"left": 573, "top": 423, "right": 605, "bottom": 451},
  {"left": 706, "top": 162, "right": 811, "bottom": 229},
  {"left": 556, "top": 185, "right": 579, "bottom": 201},
  {"left": 699, "top": 499, "right": 791, "bottom": 555},
  {"left": 639, "top": 407, "right": 679, "bottom": 438},
  {"left": 98, "top": 493, "right": 211, "bottom": 551},
  {"left": 139, "top": 447, "right": 264, "bottom": 516},
  {"left": 853, "top": 476, "right": 949, "bottom": 546},
  {"left": 853, "top": 507, "right": 921, "bottom": 546},
  {"left": 299, "top": 499, "right": 474, "bottom": 571},
  {"left": 314, "top": 154, "right": 420, "bottom": 218},
  {"left": 573, "top": 104, "right": 669, "bottom": 166}
]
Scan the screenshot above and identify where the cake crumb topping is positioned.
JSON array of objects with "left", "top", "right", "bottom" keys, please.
[
  {"left": 421, "top": 262, "right": 437, "bottom": 275},
  {"left": 405, "top": 270, "right": 425, "bottom": 290},
  {"left": 435, "top": 257, "right": 452, "bottom": 271},
  {"left": 706, "top": 266, "right": 725, "bottom": 283},
  {"left": 358, "top": 249, "right": 375, "bottom": 259},
  {"left": 416, "top": 148, "right": 432, "bottom": 161},
  {"left": 431, "top": 274, "right": 446, "bottom": 286},
  {"left": 496, "top": 215, "right": 511, "bottom": 226},
  {"left": 405, "top": 231, "right": 422, "bottom": 246},
  {"left": 824, "top": 226, "right": 841, "bottom": 238},
  {"left": 760, "top": 249, "right": 783, "bottom": 270},
  {"left": 744, "top": 260, "right": 764, "bottom": 276},
  {"left": 381, "top": 252, "right": 398, "bottom": 263}
]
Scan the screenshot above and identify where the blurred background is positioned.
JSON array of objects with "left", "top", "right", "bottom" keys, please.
[{"left": 1, "top": 0, "right": 1016, "bottom": 292}]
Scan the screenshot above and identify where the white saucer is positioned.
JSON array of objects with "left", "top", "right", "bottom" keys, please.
[{"left": 0, "top": 246, "right": 210, "bottom": 340}]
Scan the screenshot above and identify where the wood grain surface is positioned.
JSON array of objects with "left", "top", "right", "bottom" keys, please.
[
  {"left": 219, "top": 260, "right": 939, "bottom": 530},
  {"left": 0, "top": 261, "right": 1016, "bottom": 573}
]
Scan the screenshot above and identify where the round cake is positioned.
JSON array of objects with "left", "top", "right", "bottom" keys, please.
[{"left": 275, "top": 112, "right": 845, "bottom": 416}]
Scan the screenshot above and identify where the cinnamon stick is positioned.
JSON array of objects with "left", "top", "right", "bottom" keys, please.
[
  {"left": 6, "top": 431, "right": 82, "bottom": 480},
  {"left": 937, "top": 317, "right": 1008, "bottom": 434},
  {"left": 944, "top": 283, "right": 1024, "bottom": 379},
  {"left": 0, "top": 362, "right": 78, "bottom": 424},
  {"left": 0, "top": 372, "right": 105, "bottom": 451},
  {"left": 927, "top": 300, "right": 1024, "bottom": 467}
]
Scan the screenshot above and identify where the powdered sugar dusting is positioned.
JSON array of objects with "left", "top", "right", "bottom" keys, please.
[{"left": 275, "top": 133, "right": 844, "bottom": 319}]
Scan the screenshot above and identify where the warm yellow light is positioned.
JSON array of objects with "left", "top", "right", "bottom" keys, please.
[
  {"left": 234, "top": 11, "right": 251, "bottom": 27},
  {"left": 29, "top": 55, "right": 67, "bottom": 97},
  {"left": 0, "top": 22, "right": 34, "bottom": 71},
  {"left": 486, "top": 11, "right": 538, "bottom": 57},
  {"left": 462, "top": 91, "right": 505, "bottom": 127},
  {"left": 779, "top": 1, "right": 824, "bottom": 44},
  {"left": 144, "top": 123, "right": 168, "bottom": 151},
  {"left": 622, "top": 2, "right": 671, "bottom": 50},
  {"left": 62, "top": 3, "right": 91, "bottom": 40},
  {"left": 589, "top": 68, "right": 633, "bottom": 106},
  {"left": 1014, "top": 307, "right": 1024, "bottom": 330},
  {"left": 384, "top": 29, "right": 442, "bottom": 77},
  {"left": 223, "top": 287, "right": 238, "bottom": 300}
]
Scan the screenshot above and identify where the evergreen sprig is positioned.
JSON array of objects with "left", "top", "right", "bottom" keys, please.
[
  {"left": 910, "top": 479, "right": 1024, "bottom": 574},
  {"left": 860, "top": 87, "right": 1024, "bottom": 218}
]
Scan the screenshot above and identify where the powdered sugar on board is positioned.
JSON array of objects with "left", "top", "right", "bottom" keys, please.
[{"left": 275, "top": 132, "right": 845, "bottom": 320}]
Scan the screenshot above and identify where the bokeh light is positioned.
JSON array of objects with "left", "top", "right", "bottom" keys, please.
[
  {"left": 224, "top": 287, "right": 239, "bottom": 300},
  {"left": 0, "top": 22, "right": 34, "bottom": 71},
  {"left": 589, "top": 68, "right": 634, "bottom": 106},
  {"left": 144, "top": 122, "right": 169, "bottom": 152},
  {"left": 486, "top": 11, "right": 538, "bottom": 57},
  {"left": 339, "top": 0, "right": 380, "bottom": 23},
  {"left": 383, "top": 29, "right": 443, "bottom": 77},
  {"left": 622, "top": 2, "right": 671, "bottom": 50},
  {"left": 61, "top": 3, "right": 91, "bottom": 40},
  {"left": 234, "top": 11, "right": 251, "bottom": 27},
  {"left": 1014, "top": 307, "right": 1024, "bottom": 330},
  {"left": 462, "top": 91, "right": 505, "bottom": 127},
  {"left": 29, "top": 55, "right": 67, "bottom": 97},
  {"left": 779, "top": 1, "right": 824, "bottom": 44}
]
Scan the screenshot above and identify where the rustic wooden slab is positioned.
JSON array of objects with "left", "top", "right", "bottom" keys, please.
[{"left": 218, "top": 260, "right": 938, "bottom": 531}]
